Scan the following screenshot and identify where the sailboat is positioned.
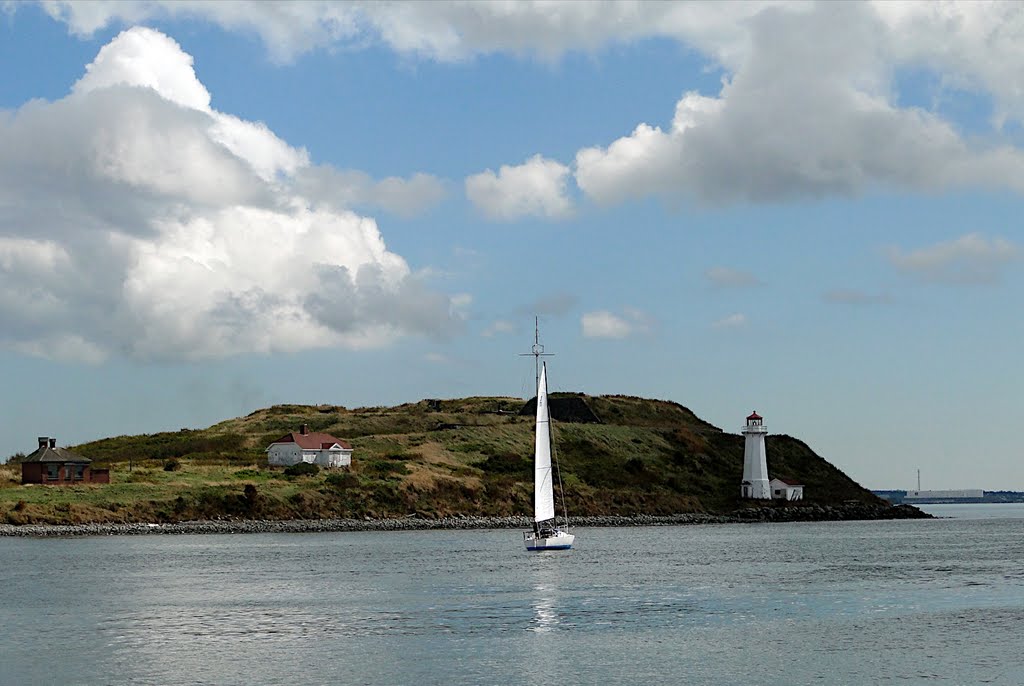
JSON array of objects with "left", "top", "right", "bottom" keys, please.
[{"left": 523, "top": 361, "right": 575, "bottom": 551}]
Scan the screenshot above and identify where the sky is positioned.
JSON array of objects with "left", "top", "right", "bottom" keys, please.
[{"left": 1, "top": 1, "right": 1022, "bottom": 491}]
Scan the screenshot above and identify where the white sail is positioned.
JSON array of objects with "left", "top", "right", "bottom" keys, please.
[{"left": 533, "top": 362, "right": 556, "bottom": 523}]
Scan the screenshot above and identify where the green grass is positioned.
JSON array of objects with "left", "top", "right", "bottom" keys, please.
[{"left": 0, "top": 394, "right": 884, "bottom": 525}]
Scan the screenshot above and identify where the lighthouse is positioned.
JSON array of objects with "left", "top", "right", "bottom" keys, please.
[{"left": 740, "top": 411, "right": 771, "bottom": 499}]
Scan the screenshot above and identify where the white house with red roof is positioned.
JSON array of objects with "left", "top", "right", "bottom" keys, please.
[
  {"left": 267, "top": 424, "right": 353, "bottom": 468},
  {"left": 770, "top": 478, "right": 804, "bottom": 501}
]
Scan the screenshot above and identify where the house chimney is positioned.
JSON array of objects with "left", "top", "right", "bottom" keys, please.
[
  {"left": 38, "top": 436, "right": 48, "bottom": 449},
  {"left": 300, "top": 424, "right": 308, "bottom": 435},
  {"left": 49, "top": 438, "right": 56, "bottom": 448}
]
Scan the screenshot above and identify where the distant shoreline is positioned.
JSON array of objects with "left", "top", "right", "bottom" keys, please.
[{"left": 0, "top": 503, "right": 930, "bottom": 538}]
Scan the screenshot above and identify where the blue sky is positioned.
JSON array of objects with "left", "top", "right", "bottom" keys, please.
[{"left": 1, "top": 1, "right": 1022, "bottom": 491}]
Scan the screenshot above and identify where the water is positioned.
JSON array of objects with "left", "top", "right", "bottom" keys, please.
[{"left": 3, "top": 509, "right": 1024, "bottom": 685}]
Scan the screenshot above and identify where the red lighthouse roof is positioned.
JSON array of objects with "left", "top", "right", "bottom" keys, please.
[{"left": 747, "top": 411, "right": 762, "bottom": 420}]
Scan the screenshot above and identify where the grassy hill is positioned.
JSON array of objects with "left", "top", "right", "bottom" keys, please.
[{"left": 0, "top": 394, "right": 884, "bottom": 525}]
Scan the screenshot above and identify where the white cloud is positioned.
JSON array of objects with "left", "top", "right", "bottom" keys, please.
[
  {"left": 465, "top": 154, "right": 573, "bottom": 221},
  {"left": 424, "top": 351, "right": 452, "bottom": 364},
  {"left": 0, "top": 27, "right": 461, "bottom": 362},
  {"left": 575, "top": 2, "right": 1024, "bottom": 207},
  {"left": 711, "top": 313, "right": 747, "bottom": 330},
  {"left": 35, "top": 1, "right": 777, "bottom": 63},
  {"left": 705, "top": 266, "right": 762, "bottom": 288},
  {"left": 581, "top": 308, "right": 653, "bottom": 339},
  {"left": 874, "top": 2, "right": 1024, "bottom": 129},
  {"left": 295, "top": 166, "right": 446, "bottom": 218},
  {"left": 823, "top": 289, "right": 892, "bottom": 305},
  {"left": 39, "top": 1, "right": 365, "bottom": 63},
  {"left": 887, "top": 233, "right": 1019, "bottom": 285},
  {"left": 30, "top": 0, "right": 1024, "bottom": 136},
  {"left": 582, "top": 311, "right": 630, "bottom": 339},
  {"left": 481, "top": 320, "right": 515, "bottom": 338},
  {"left": 34, "top": 3, "right": 1024, "bottom": 206},
  {"left": 519, "top": 293, "right": 579, "bottom": 317}
]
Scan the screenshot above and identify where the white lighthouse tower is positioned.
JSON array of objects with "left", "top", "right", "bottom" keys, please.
[{"left": 741, "top": 411, "right": 771, "bottom": 499}]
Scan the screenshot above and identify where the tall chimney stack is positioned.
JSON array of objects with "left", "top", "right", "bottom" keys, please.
[
  {"left": 300, "top": 424, "right": 308, "bottom": 435},
  {"left": 49, "top": 438, "right": 56, "bottom": 448},
  {"left": 38, "top": 436, "right": 48, "bottom": 449}
]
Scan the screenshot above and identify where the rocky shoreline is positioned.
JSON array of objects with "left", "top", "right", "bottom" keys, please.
[{"left": 0, "top": 503, "right": 930, "bottom": 538}]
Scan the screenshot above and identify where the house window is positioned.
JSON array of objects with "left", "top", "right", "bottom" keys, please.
[
  {"left": 74, "top": 465, "right": 85, "bottom": 480},
  {"left": 47, "top": 464, "right": 59, "bottom": 480}
]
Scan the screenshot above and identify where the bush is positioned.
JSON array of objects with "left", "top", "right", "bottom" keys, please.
[
  {"left": 325, "top": 471, "right": 357, "bottom": 489},
  {"left": 362, "top": 460, "right": 409, "bottom": 478},
  {"left": 284, "top": 462, "right": 319, "bottom": 477},
  {"left": 163, "top": 458, "right": 181, "bottom": 472},
  {"left": 243, "top": 484, "right": 259, "bottom": 511},
  {"left": 480, "top": 452, "right": 530, "bottom": 475}
]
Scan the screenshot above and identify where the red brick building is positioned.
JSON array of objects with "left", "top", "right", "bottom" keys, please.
[{"left": 20, "top": 437, "right": 110, "bottom": 485}]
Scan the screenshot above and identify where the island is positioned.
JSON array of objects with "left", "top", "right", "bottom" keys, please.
[{"left": 0, "top": 394, "right": 929, "bottom": 534}]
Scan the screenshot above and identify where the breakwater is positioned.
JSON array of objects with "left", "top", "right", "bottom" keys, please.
[{"left": 0, "top": 503, "right": 929, "bottom": 537}]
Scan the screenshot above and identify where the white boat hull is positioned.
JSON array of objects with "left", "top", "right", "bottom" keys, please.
[{"left": 524, "top": 529, "right": 575, "bottom": 551}]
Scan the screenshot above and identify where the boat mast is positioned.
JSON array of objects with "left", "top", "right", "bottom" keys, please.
[
  {"left": 518, "top": 317, "right": 569, "bottom": 529},
  {"left": 519, "top": 315, "right": 553, "bottom": 394}
]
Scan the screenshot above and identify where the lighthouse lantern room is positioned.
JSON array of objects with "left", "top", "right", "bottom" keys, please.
[{"left": 740, "top": 411, "right": 771, "bottom": 499}]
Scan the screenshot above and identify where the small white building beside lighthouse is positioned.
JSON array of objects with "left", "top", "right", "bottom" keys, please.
[{"left": 741, "top": 411, "right": 771, "bottom": 499}]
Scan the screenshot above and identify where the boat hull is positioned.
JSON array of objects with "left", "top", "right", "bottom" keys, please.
[{"left": 523, "top": 530, "right": 575, "bottom": 551}]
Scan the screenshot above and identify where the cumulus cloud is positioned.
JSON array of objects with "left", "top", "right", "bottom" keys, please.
[
  {"left": 35, "top": 0, "right": 773, "bottom": 63},
  {"left": 34, "top": 3, "right": 1024, "bottom": 207},
  {"left": 0, "top": 27, "right": 459, "bottom": 362},
  {"left": 575, "top": 3, "right": 1024, "bottom": 207},
  {"left": 711, "top": 313, "right": 747, "bottom": 330},
  {"left": 294, "top": 166, "right": 446, "bottom": 218},
  {"left": 705, "top": 267, "right": 763, "bottom": 288},
  {"left": 581, "top": 308, "right": 653, "bottom": 339},
  {"left": 465, "top": 154, "right": 573, "bottom": 221},
  {"left": 887, "top": 234, "right": 1019, "bottom": 285}
]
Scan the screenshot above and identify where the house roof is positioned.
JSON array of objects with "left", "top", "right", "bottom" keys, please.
[
  {"left": 267, "top": 431, "right": 352, "bottom": 451},
  {"left": 771, "top": 477, "right": 804, "bottom": 486},
  {"left": 21, "top": 445, "right": 91, "bottom": 464}
]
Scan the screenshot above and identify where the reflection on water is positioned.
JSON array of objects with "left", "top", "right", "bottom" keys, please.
[
  {"left": 527, "top": 552, "right": 568, "bottom": 634},
  {"left": 3, "top": 517, "right": 1024, "bottom": 685},
  {"left": 529, "top": 584, "right": 559, "bottom": 633}
]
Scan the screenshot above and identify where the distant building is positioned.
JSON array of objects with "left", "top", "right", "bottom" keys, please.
[
  {"left": 903, "top": 489, "right": 983, "bottom": 504},
  {"left": 266, "top": 424, "right": 353, "bottom": 468},
  {"left": 741, "top": 411, "right": 771, "bottom": 499},
  {"left": 770, "top": 478, "right": 804, "bottom": 501},
  {"left": 20, "top": 437, "right": 110, "bottom": 485}
]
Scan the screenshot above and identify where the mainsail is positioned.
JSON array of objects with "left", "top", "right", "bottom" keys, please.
[{"left": 534, "top": 362, "right": 556, "bottom": 523}]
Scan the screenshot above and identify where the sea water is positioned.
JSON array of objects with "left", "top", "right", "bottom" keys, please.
[{"left": 3, "top": 506, "right": 1024, "bottom": 685}]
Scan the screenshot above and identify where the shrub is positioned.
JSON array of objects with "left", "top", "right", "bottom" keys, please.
[
  {"left": 284, "top": 462, "right": 319, "bottom": 477},
  {"left": 325, "top": 471, "right": 357, "bottom": 489},
  {"left": 362, "top": 460, "right": 409, "bottom": 478},
  {"left": 243, "top": 484, "right": 259, "bottom": 511},
  {"left": 480, "top": 452, "right": 530, "bottom": 475},
  {"left": 163, "top": 458, "right": 181, "bottom": 472}
]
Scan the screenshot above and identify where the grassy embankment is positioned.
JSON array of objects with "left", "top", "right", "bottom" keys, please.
[{"left": 0, "top": 395, "right": 884, "bottom": 525}]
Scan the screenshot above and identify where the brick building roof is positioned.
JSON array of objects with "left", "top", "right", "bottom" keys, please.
[{"left": 22, "top": 437, "right": 91, "bottom": 464}]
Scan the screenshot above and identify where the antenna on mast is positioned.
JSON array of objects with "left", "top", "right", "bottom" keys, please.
[{"left": 519, "top": 315, "right": 554, "bottom": 396}]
